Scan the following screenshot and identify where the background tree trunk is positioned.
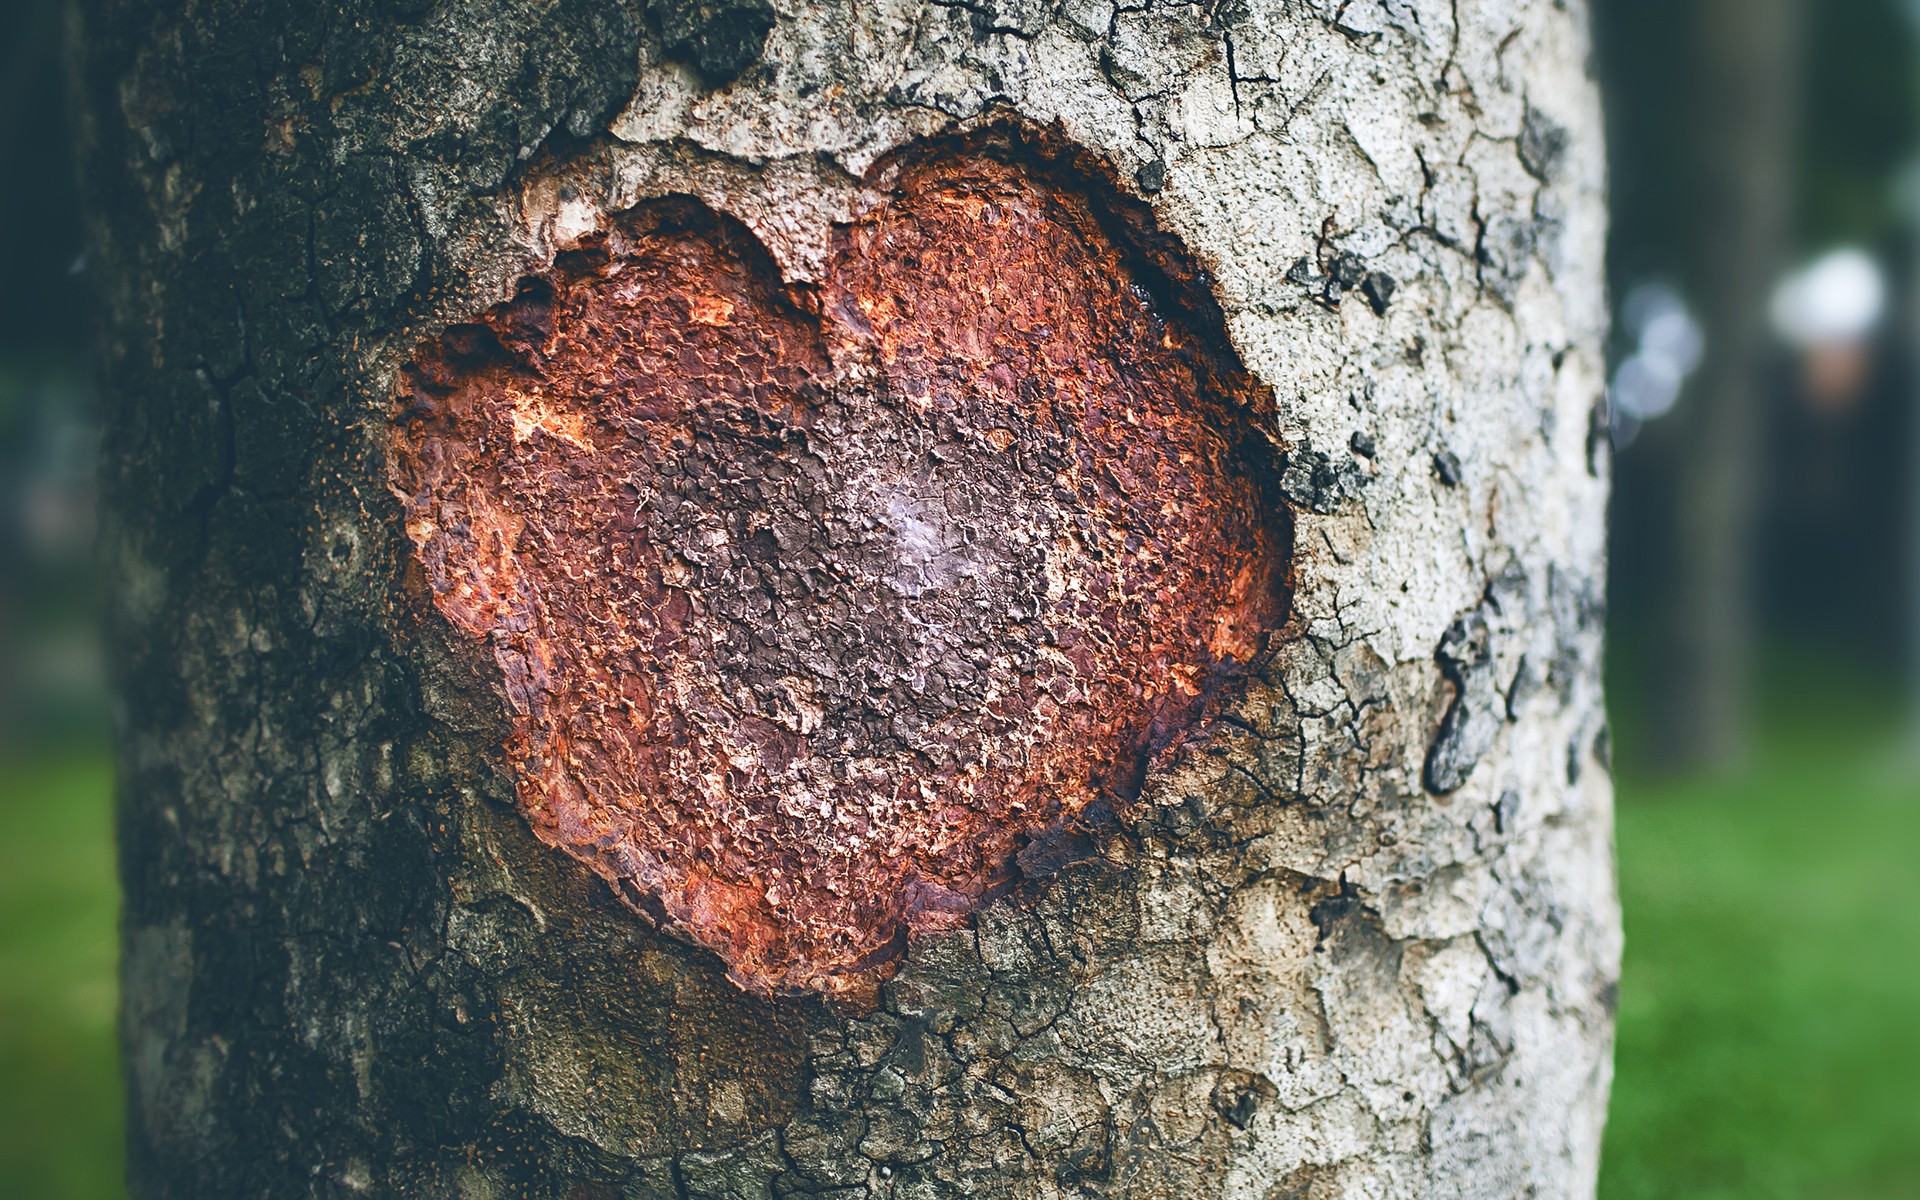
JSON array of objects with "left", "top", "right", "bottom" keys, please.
[
  {"left": 1652, "top": 0, "right": 1800, "bottom": 770},
  {"left": 80, "top": 0, "right": 1618, "bottom": 1197}
]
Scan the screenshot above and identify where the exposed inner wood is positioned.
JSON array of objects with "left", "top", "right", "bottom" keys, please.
[{"left": 391, "top": 148, "right": 1291, "bottom": 995}]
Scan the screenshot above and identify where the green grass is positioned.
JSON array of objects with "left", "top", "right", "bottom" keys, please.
[
  {"left": 1, "top": 708, "right": 1917, "bottom": 1199},
  {"left": 1600, "top": 706, "right": 1920, "bottom": 1199},
  {"left": 0, "top": 750, "right": 123, "bottom": 1200}
]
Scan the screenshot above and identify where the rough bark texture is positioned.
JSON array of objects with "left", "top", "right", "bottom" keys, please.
[{"left": 82, "top": 1, "right": 1617, "bottom": 1197}]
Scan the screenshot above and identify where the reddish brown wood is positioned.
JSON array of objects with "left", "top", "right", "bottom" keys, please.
[{"left": 392, "top": 140, "right": 1291, "bottom": 995}]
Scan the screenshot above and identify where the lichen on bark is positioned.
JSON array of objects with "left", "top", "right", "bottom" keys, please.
[{"left": 84, "top": 0, "right": 1619, "bottom": 1196}]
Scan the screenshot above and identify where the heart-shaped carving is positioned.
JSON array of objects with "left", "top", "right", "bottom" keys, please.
[{"left": 393, "top": 136, "right": 1291, "bottom": 995}]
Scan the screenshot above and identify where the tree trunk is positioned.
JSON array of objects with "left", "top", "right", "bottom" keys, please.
[
  {"left": 1652, "top": 0, "right": 1799, "bottom": 770},
  {"left": 81, "top": 1, "right": 1618, "bottom": 1197}
]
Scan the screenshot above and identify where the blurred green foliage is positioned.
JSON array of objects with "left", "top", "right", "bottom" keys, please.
[{"left": 3, "top": 683, "right": 1917, "bottom": 1198}]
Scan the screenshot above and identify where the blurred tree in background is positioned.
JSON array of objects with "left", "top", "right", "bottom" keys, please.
[
  {"left": 1598, "top": 0, "right": 1920, "bottom": 767},
  {"left": 0, "top": 0, "right": 102, "bottom": 750}
]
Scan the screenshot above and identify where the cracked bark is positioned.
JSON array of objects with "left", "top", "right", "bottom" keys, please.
[{"left": 82, "top": 0, "right": 1618, "bottom": 1197}]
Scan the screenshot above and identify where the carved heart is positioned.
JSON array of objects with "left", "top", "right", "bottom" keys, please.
[{"left": 392, "top": 137, "right": 1290, "bottom": 995}]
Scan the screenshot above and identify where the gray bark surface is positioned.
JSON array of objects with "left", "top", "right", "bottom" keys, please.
[{"left": 81, "top": 0, "right": 1618, "bottom": 1197}]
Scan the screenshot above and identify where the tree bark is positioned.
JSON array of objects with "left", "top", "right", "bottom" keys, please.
[{"left": 81, "top": 1, "right": 1618, "bottom": 1197}]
